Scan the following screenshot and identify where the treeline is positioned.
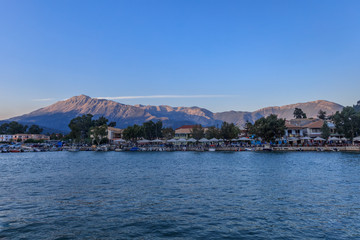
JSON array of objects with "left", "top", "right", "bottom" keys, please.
[
  {"left": 122, "top": 121, "right": 174, "bottom": 141},
  {"left": 67, "top": 114, "right": 116, "bottom": 144},
  {"left": 0, "top": 121, "right": 43, "bottom": 134}
]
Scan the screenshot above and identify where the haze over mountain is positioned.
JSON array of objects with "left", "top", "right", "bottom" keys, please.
[{"left": 4, "top": 95, "right": 344, "bottom": 133}]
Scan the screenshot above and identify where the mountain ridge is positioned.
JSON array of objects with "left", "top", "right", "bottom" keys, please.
[{"left": 4, "top": 95, "right": 344, "bottom": 133}]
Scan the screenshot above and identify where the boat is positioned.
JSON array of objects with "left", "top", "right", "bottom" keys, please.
[
  {"left": 68, "top": 148, "right": 80, "bottom": 152},
  {"left": 209, "top": 148, "right": 216, "bottom": 152},
  {"left": 130, "top": 147, "right": 140, "bottom": 151},
  {"left": 114, "top": 148, "right": 123, "bottom": 152}
]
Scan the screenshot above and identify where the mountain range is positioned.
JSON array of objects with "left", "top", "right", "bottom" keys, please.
[{"left": 3, "top": 95, "right": 344, "bottom": 133}]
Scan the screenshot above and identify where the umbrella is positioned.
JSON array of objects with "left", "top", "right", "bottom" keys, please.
[
  {"left": 151, "top": 139, "right": 163, "bottom": 143},
  {"left": 231, "top": 138, "right": 239, "bottom": 141},
  {"left": 138, "top": 139, "right": 150, "bottom": 144},
  {"left": 177, "top": 138, "right": 187, "bottom": 142},
  {"left": 186, "top": 138, "right": 197, "bottom": 143},
  {"left": 354, "top": 136, "right": 360, "bottom": 141},
  {"left": 288, "top": 137, "right": 299, "bottom": 141},
  {"left": 209, "top": 138, "right": 219, "bottom": 142},
  {"left": 328, "top": 137, "right": 340, "bottom": 141},
  {"left": 199, "top": 138, "right": 210, "bottom": 143},
  {"left": 341, "top": 137, "right": 347, "bottom": 141},
  {"left": 239, "top": 137, "right": 252, "bottom": 141},
  {"left": 114, "top": 139, "right": 126, "bottom": 142},
  {"left": 300, "top": 137, "right": 312, "bottom": 140},
  {"left": 314, "top": 137, "right": 325, "bottom": 141}
]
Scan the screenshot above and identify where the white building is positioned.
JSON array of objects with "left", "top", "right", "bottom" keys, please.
[{"left": 0, "top": 135, "right": 13, "bottom": 142}]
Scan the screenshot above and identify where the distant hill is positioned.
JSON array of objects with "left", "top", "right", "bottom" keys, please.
[
  {"left": 4, "top": 95, "right": 344, "bottom": 133},
  {"left": 214, "top": 100, "right": 344, "bottom": 127}
]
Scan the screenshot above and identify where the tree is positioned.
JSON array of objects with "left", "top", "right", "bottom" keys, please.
[
  {"left": 93, "top": 116, "right": 108, "bottom": 127},
  {"left": 220, "top": 122, "right": 240, "bottom": 140},
  {"left": 27, "top": 124, "right": 43, "bottom": 134},
  {"left": 244, "top": 121, "right": 253, "bottom": 137},
  {"left": 205, "top": 126, "right": 221, "bottom": 139},
  {"left": 141, "top": 121, "right": 162, "bottom": 140},
  {"left": 333, "top": 106, "right": 360, "bottom": 141},
  {"left": 0, "top": 123, "right": 9, "bottom": 134},
  {"left": 108, "top": 121, "right": 116, "bottom": 127},
  {"left": 162, "top": 127, "right": 175, "bottom": 139},
  {"left": 293, "top": 108, "right": 307, "bottom": 119},
  {"left": 7, "top": 121, "right": 27, "bottom": 134},
  {"left": 68, "top": 114, "right": 94, "bottom": 142},
  {"left": 249, "top": 114, "right": 285, "bottom": 143},
  {"left": 318, "top": 110, "right": 327, "bottom": 120},
  {"left": 123, "top": 124, "right": 143, "bottom": 141},
  {"left": 90, "top": 124, "right": 108, "bottom": 145},
  {"left": 321, "top": 121, "right": 331, "bottom": 140},
  {"left": 191, "top": 125, "right": 205, "bottom": 140}
]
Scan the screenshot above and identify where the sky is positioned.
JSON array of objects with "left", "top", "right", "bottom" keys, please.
[{"left": 0, "top": 0, "right": 359, "bottom": 119}]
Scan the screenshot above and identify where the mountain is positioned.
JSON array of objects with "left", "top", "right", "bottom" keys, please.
[
  {"left": 7, "top": 95, "right": 221, "bottom": 132},
  {"left": 4, "top": 95, "right": 344, "bottom": 133},
  {"left": 214, "top": 100, "right": 344, "bottom": 127}
]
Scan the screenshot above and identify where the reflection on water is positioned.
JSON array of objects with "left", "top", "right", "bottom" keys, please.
[{"left": 0, "top": 152, "right": 360, "bottom": 239}]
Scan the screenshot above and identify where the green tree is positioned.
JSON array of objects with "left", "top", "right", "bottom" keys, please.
[
  {"left": 293, "top": 108, "right": 307, "bottom": 119},
  {"left": 108, "top": 121, "right": 116, "bottom": 127},
  {"left": 191, "top": 125, "right": 205, "bottom": 140},
  {"left": 93, "top": 116, "right": 108, "bottom": 127},
  {"left": 244, "top": 121, "right": 253, "bottom": 137},
  {"left": 7, "top": 121, "right": 27, "bottom": 134},
  {"left": 27, "top": 124, "right": 43, "bottom": 134},
  {"left": 333, "top": 106, "right": 360, "bottom": 141},
  {"left": 68, "top": 114, "right": 94, "bottom": 142},
  {"left": 220, "top": 122, "right": 240, "bottom": 140},
  {"left": 90, "top": 124, "right": 108, "bottom": 145},
  {"left": 318, "top": 110, "right": 327, "bottom": 120},
  {"left": 249, "top": 114, "right": 285, "bottom": 143},
  {"left": 321, "top": 121, "right": 331, "bottom": 140},
  {"left": 162, "top": 127, "right": 175, "bottom": 139},
  {"left": 0, "top": 123, "right": 9, "bottom": 134},
  {"left": 123, "top": 124, "right": 143, "bottom": 141},
  {"left": 205, "top": 126, "right": 221, "bottom": 139}
]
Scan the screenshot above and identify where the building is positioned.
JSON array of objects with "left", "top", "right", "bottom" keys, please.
[
  {"left": 0, "top": 135, "right": 13, "bottom": 142},
  {"left": 304, "top": 120, "right": 324, "bottom": 138},
  {"left": 284, "top": 119, "right": 325, "bottom": 138},
  {"left": 107, "top": 127, "right": 123, "bottom": 143},
  {"left": 12, "top": 134, "right": 50, "bottom": 142},
  {"left": 174, "top": 125, "right": 209, "bottom": 139}
]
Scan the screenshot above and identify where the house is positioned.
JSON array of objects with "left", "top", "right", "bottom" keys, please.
[
  {"left": 12, "top": 134, "right": 50, "bottom": 142},
  {"left": 285, "top": 122, "right": 306, "bottom": 138},
  {"left": 175, "top": 125, "right": 195, "bottom": 139},
  {"left": 107, "top": 127, "right": 123, "bottom": 143},
  {"left": 174, "top": 125, "right": 209, "bottom": 139},
  {"left": 0, "top": 135, "right": 13, "bottom": 142},
  {"left": 303, "top": 120, "right": 324, "bottom": 138},
  {"left": 284, "top": 119, "right": 325, "bottom": 138}
]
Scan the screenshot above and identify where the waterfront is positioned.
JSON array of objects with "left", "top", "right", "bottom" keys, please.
[{"left": 1, "top": 152, "right": 360, "bottom": 239}]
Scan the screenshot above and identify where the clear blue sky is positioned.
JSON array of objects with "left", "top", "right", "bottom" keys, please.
[{"left": 1, "top": 0, "right": 359, "bottom": 119}]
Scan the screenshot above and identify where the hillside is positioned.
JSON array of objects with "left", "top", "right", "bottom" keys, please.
[{"left": 5, "top": 95, "right": 344, "bottom": 133}]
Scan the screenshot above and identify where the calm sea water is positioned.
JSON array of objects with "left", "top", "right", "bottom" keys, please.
[{"left": 0, "top": 151, "right": 360, "bottom": 239}]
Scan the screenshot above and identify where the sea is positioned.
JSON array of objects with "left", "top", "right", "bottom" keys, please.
[{"left": 0, "top": 151, "right": 360, "bottom": 239}]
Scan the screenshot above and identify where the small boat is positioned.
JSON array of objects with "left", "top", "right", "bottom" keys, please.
[
  {"left": 209, "top": 148, "right": 216, "bottom": 152},
  {"left": 114, "top": 148, "right": 123, "bottom": 152},
  {"left": 68, "top": 148, "right": 80, "bottom": 152},
  {"left": 10, "top": 149, "right": 21, "bottom": 153},
  {"left": 130, "top": 147, "right": 140, "bottom": 151}
]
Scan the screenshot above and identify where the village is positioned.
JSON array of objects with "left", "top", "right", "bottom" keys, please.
[{"left": 1, "top": 106, "right": 360, "bottom": 153}]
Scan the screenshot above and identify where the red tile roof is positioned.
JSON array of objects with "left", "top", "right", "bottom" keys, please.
[{"left": 304, "top": 120, "right": 324, "bottom": 129}]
